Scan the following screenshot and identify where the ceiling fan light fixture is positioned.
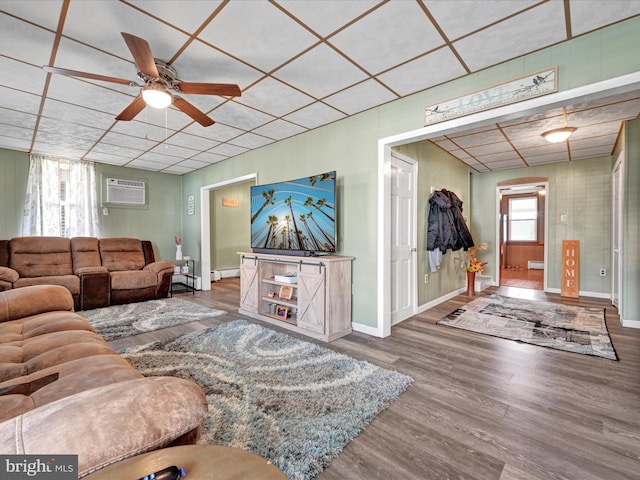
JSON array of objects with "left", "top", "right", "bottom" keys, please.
[
  {"left": 542, "top": 127, "right": 577, "bottom": 143},
  {"left": 142, "top": 84, "right": 172, "bottom": 109}
]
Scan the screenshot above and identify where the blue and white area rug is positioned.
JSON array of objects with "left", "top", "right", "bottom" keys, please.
[
  {"left": 438, "top": 294, "right": 617, "bottom": 360},
  {"left": 83, "top": 298, "right": 226, "bottom": 341},
  {"left": 122, "top": 320, "right": 413, "bottom": 479}
]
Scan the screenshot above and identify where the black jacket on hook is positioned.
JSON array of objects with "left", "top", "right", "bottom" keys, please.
[{"left": 426, "top": 189, "right": 474, "bottom": 252}]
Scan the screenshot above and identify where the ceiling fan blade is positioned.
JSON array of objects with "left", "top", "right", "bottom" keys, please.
[
  {"left": 115, "top": 96, "right": 146, "bottom": 121},
  {"left": 172, "top": 97, "right": 215, "bottom": 127},
  {"left": 178, "top": 82, "right": 241, "bottom": 97},
  {"left": 121, "top": 32, "right": 159, "bottom": 78},
  {"left": 43, "top": 66, "right": 133, "bottom": 85}
]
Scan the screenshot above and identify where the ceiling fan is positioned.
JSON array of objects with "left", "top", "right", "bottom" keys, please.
[{"left": 43, "top": 32, "right": 241, "bottom": 127}]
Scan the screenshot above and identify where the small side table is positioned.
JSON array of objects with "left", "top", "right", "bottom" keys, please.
[
  {"left": 84, "top": 445, "right": 287, "bottom": 480},
  {"left": 171, "top": 259, "right": 195, "bottom": 295}
]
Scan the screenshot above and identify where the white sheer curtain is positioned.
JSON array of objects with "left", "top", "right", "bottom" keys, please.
[{"left": 23, "top": 153, "right": 101, "bottom": 237}]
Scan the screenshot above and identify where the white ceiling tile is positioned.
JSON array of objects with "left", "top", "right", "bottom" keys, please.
[
  {"left": 209, "top": 143, "right": 248, "bottom": 157},
  {"left": 176, "top": 159, "right": 210, "bottom": 169},
  {"left": 100, "top": 131, "right": 156, "bottom": 151},
  {"left": 323, "top": 80, "right": 397, "bottom": 115},
  {"left": 449, "top": 129, "right": 507, "bottom": 148},
  {"left": 199, "top": 1, "right": 319, "bottom": 72},
  {"left": 0, "top": 135, "right": 32, "bottom": 152},
  {"left": 475, "top": 151, "right": 523, "bottom": 163},
  {"left": 238, "top": 77, "right": 314, "bottom": 117},
  {"left": 30, "top": 141, "right": 91, "bottom": 160},
  {"left": 454, "top": 1, "right": 567, "bottom": 71},
  {"left": 0, "top": 58, "right": 46, "bottom": 95},
  {"left": 1, "top": 0, "right": 64, "bottom": 30},
  {"left": 46, "top": 75, "right": 135, "bottom": 117},
  {"left": 330, "top": 1, "right": 444, "bottom": 74},
  {"left": 110, "top": 120, "right": 176, "bottom": 143},
  {"left": 127, "top": 0, "right": 223, "bottom": 33},
  {"left": 37, "top": 117, "right": 104, "bottom": 142},
  {"left": 0, "top": 123, "right": 33, "bottom": 142},
  {"left": 168, "top": 133, "right": 220, "bottom": 151},
  {"left": 183, "top": 122, "right": 244, "bottom": 143},
  {"left": 210, "top": 101, "right": 275, "bottom": 131},
  {"left": 62, "top": 1, "right": 189, "bottom": 62},
  {"left": 466, "top": 142, "right": 515, "bottom": 157},
  {"left": 378, "top": 47, "right": 466, "bottom": 96},
  {"left": 0, "top": 109, "right": 37, "bottom": 129},
  {"left": 84, "top": 151, "right": 132, "bottom": 166},
  {"left": 174, "top": 40, "right": 264, "bottom": 91},
  {"left": 252, "top": 119, "right": 307, "bottom": 140},
  {"left": 283, "top": 102, "right": 346, "bottom": 129},
  {"left": 274, "top": 43, "right": 369, "bottom": 99},
  {"left": 571, "top": 145, "right": 613, "bottom": 159},
  {"left": 424, "top": 0, "right": 539, "bottom": 40},
  {"left": 0, "top": 14, "right": 56, "bottom": 65},
  {"left": 570, "top": 0, "right": 640, "bottom": 36},
  {"left": 136, "top": 151, "right": 181, "bottom": 165},
  {"left": 190, "top": 151, "right": 228, "bottom": 164},
  {"left": 41, "top": 99, "right": 117, "bottom": 129},
  {"left": 149, "top": 143, "right": 199, "bottom": 159},
  {"left": 89, "top": 143, "right": 144, "bottom": 159},
  {"left": 229, "top": 132, "right": 274, "bottom": 149},
  {"left": 483, "top": 158, "right": 527, "bottom": 169},
  {"left": 161, "top": 164, "right": 195, "bottom": 175},
  {"left": 125, "top": 159, "right": 170, "bottom": 171},
  {"left": 277, "top": 0, "right": 382, "bottom": 37}
]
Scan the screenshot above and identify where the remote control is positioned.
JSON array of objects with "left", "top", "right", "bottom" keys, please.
[{"left": 138, "top": 465, "right": 186, "bottom": 480}]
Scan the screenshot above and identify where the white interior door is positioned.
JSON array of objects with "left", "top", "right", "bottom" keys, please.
[
  {"left": 390, "top": 152, "right": 417, "bottom": 325},
  {"left": 612, "top": 155, "right": 623, "bottom": 309}
]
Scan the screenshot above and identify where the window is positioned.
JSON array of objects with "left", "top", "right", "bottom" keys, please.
[
  {"left": 23, "top": 154, "right": 100, "bottom": 237},
  {"left": 508, "top": 196, "right": 537, "bottom": 241}
]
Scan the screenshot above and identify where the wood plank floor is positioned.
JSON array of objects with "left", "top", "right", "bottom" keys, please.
[{"left": 110, "top": 280, "right": 640, "bottom": 480}]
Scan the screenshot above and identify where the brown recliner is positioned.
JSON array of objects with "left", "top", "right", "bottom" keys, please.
[{"left": 99, "top": 237, "right": 173, "bottom": 305}]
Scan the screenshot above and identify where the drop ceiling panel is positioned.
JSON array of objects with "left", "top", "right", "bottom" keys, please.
[
  {"left": 378, "top": 47, "right": 467, "bottom": 96},
  {"left": 0, "top": 1, "right": 638, "bottom": 174},
  {"left": 198, "top": 1, "right": 319, "bottom": 72},
  {"left": 329, "top": 1, "right": 444, "bottom": 74},
  {"left": 274, "top": 43, "right": 369, "bottom": 100},
  {"left": 454, "top": 1, "right": 567, "bottom": 72}
]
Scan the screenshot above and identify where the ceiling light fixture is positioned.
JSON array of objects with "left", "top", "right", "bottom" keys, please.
[
  {"left": 142, "top": 83, "right": 172, "bottom": 109},
  {"left": 542, "top": 127, "right": 576, "bottom": 143}
]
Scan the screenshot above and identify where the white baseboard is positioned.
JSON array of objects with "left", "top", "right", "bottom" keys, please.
[
  {"left": 621, "top": 317, "right": 640, "bottom": 329},
  {"left": 352, "top": 322, "right": 381, "bottom": 337},
  {"left": 546, "top": 288, "right": 612, "bottom": 299},
  {"left": 416, "top": 288, "right": 466, "bottom": 314}
]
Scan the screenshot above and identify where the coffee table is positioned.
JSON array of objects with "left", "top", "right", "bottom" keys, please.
[{"left": 85, "top": 445, "right": 288, "bottom": 480}]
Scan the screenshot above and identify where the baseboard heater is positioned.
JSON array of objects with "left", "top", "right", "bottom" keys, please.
[
  {"left": 211, "top": 267, "right": 240, "bottom": 281},
  {"left": 528, "top": 260, "right": 544, "bottom": 270}
]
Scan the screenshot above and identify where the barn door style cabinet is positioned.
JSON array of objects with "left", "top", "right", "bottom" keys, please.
[{"left": 238, "top": 252, "right": 354, "bottom": 342}]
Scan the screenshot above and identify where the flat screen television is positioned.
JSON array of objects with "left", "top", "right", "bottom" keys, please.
[{"left": 250, "top": 171, "right": 336, "bottom": 256}]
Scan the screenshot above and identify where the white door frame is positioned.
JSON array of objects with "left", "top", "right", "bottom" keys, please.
[
  {"left": 200, "top": 173, "right": 257, "bottom": 290},
  {"left": 611, "top": 152, "right": 624, "bottom": 315},
  {"left": 377, "top": 71, "right": 640, "bottom": 338},
  {"left": 390, "top": 151, "right": 418, "bottom": 325},
  {"left": 495, "top": 182, "right": 549, "bottom": 291}
]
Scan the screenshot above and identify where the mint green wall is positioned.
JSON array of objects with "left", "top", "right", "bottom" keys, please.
[
  {"left": 182, "top": 18, "right": 640, "bottom": 327},
  {"left": 623, "top": 119, "right": 640, "bottom": 323},
  {"left": 470, "top": 157, "right": 613, "bottom": 294},
  {"left": 210, "top": 181, "right": 252, "bottom": 269},
  {"left": 95, "top": 165, "right": 182, "bottom": 260},
  {"left": 0, "top": 151, "right": 181, "bottom": 261},
  {"left": 0, "top": 149, "right": 29, "bottom": 239},
  {"left": 393, "top": 142, "right": 471, "bottom": 306}
]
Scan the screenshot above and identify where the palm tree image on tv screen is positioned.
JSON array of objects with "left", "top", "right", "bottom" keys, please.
[{"left": 251, "top": 171, "right": 336, "bottom": 254}]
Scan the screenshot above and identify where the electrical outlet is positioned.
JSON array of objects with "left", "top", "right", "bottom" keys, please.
[
  {"left": 599, "top": 268, "right": 606, "bottom": 277},
  {"left": 424, "top": 274, "right": 429, "bottom": 284}
]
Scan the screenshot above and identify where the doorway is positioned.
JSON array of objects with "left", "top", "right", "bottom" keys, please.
[
  {"left": 496, "top": 180, "right": 548, "bottom": 291},
  {"left": 611, "top": 152, "right": 623, "bottom": 312},
  {"left": 199, "top": 173, "right": 257, "bottom": 290}
]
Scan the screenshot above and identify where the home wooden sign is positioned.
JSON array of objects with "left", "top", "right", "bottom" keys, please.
[
  {"left": 561, "top": 240, "right": 580, "bottom": 298},
  {"left": 424, "top": 67, "right": 557, "bottom": 125}
]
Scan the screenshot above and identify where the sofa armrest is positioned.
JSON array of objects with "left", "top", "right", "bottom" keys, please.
[
  {"left": 0, "top": 266, "right": 19, "bottom": 283},
  {"left": 0, "top": 376, "right": 208, "bottom": 478},
  {"left": 143, "top": 261, "right": 175, "bottom": 284},
  {"left": 75, "top": 266, "right": 108, "bottom": 275},
  {"left": 0, "top": 285, "right": 74, "bottom": 323}
]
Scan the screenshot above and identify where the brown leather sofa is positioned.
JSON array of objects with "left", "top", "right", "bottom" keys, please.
[
  {"left": 0, "top": 284, "right": 208, "bottom": 477},
  {"left": 0, "top": 236, "right": 173, "bottom": 310}
]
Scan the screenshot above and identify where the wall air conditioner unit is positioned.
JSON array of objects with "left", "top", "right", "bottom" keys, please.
[{"left": 106, "top": 178, "right": 146, "bottom": 205}]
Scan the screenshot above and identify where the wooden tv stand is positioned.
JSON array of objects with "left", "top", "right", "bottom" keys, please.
[{"left": 238, "top": 252, "right": 354, "bottom": 342}]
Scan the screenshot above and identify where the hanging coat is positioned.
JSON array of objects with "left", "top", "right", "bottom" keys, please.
[{"left": 425, "top": 189, "right": 474, "bottom": 253}]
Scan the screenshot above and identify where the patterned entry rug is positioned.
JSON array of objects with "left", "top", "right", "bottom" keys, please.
[
  {"left": 82, "top": 298, "right": 227, "bottom": 341},
  {"left": 437, "top": 294, "right": 617, "bottom": 360},
  {"left": 121, "top": 320, "right": 413, "bottom": 480}
]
